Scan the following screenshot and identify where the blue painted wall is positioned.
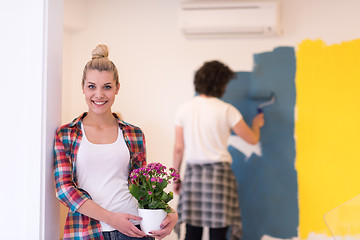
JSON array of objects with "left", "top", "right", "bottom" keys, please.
[{"left": 222, "top": 47, "right": 298, "bottom": 240}]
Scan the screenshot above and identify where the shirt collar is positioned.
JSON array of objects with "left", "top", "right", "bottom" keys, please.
[{"left": 68, "top": 112, "right": 126, "bottom": 129}]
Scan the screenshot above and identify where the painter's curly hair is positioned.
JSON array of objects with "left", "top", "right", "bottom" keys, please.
[{"left": 194, "top": 60, "right": 235, "bottom": 98}]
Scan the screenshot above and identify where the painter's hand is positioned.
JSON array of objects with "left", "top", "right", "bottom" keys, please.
[
  {"left": 150, "top": 210, "right": 178, "bottom": 239},
  {"left": 110, "top": 212, "right": 146, "bottom": 238},
  {"left": 173, "top": 181, "right": 182, "bottom": 194},
  {"left": 252, "top": 113, "right": 265, "bottom": 128}
]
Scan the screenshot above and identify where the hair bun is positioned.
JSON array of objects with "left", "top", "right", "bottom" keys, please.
[{"left": 91, "top": 44, "right": 109, "bottom": 59}]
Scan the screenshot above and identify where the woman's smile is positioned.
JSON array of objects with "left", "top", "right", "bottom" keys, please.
[{"left": 92, "top": 100, "right": 107, "bottom": 106}]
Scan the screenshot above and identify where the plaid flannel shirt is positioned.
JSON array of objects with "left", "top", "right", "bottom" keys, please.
[{"left": 54, "top": 113, "right": 147, "bottom": 240}]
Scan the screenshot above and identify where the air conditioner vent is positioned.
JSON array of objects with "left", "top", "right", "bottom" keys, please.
[{"left": 178, "top": 0, "right": 282, "bottom": 37}]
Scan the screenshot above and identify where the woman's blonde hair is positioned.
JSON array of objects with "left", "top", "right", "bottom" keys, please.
[{"left": 82, "top": 44, "right": 119, "bottom": 87}]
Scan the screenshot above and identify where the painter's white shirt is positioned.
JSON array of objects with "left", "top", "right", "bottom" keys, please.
[{"left": 175, "top": 96, "right": 242, "bottom": 164}]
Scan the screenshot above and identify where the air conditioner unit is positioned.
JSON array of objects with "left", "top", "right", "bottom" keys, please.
[{"left": 178, "top": 0, "right": 282, "bottom": 37}]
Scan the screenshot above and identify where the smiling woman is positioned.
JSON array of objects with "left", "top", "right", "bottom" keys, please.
[{"left": 54, "top": 44, "right": 178, "bottom": 240}]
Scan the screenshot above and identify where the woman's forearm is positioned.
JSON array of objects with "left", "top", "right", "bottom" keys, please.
[{"left": 77, "top": 199, "right": 113, "bottom": 225}]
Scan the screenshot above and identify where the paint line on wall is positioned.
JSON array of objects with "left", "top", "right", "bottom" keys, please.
[{"left": 228, "top": 135, "right": 262, "bottom": 159}]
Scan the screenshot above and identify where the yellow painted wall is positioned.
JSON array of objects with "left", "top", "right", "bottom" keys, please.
[{"left": 296, "top": 39, "right": 360, "bottom": 239}]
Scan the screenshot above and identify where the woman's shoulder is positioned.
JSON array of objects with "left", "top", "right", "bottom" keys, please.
[
  {"left": 56, "top": 122, "right": 72, "bottom": 131},
  {"left": 118, "top": 119, "right": 143, "bottom": 134},
  {"left": 56, "top": 113, "right": 85, "bottom": 135},
  {"left": 119, "top": 120, "right": 146, "bottom": 145}
]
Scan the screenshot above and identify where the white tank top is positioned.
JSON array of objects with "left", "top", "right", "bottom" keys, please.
[{"left": 76, "top": 122, "right": 139, "bottom": 231}]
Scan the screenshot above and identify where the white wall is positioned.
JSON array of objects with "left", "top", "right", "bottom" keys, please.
[
  {"left": 63, "top": 0, "right": 360, "bottom": 163},
  {"left": 0, "top": 0, "right": 62, "bottom": 239},
  {"left": 62, "top": 0, "right": 360, "bottom": 239},
  {"left": 0, "top": 2, "right": 42, "bottom": 238}
]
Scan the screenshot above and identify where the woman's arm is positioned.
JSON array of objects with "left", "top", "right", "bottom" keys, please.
[
  {"left": 173, "top": 126, "right": 184, "bottom": 194},
  {"left": 54, "top": 129, "right": 91, "bottom": 212},
  {"left": 232, "top": 113, "right": 265, "bottom": 144},
  {"left": 77, "top": 200, "right": 146, "bottom": 238}
]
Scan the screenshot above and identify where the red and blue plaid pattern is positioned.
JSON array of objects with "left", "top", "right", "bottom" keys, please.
[{"left": 54, "top": 113, "right": 147, "bottom": 239}]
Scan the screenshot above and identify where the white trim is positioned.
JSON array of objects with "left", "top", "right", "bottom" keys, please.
[{"left": 40, "top": 0, "right": 63, "bottom": 239}]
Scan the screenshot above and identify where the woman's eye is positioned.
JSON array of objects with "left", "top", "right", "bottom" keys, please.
[
  {"left": 88, "top": 85, "right": 95, "bottom": 89},
  {"left": 105, "top": 86, "right": 112, "bottom": 90}
]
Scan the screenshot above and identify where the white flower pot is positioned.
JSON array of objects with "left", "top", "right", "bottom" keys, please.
[{"left": 138, "top": 208, "right": 167, "bottom": 235}]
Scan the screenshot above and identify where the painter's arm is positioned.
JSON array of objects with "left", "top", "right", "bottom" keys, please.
[
  {"left": 173, "top": 126, "right": 184, "bottom": 194},
  {"left": 232, "top": 113, "right": 264, "bottom": 144}
]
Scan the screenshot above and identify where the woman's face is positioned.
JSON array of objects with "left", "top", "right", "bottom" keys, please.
[{"left": 82, "top": 69, "right": 119, "bottom": 115}]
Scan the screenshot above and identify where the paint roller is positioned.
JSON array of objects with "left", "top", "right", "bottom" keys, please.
[{"left": 248, "top": 92, "right": 276, "bottom": 113}]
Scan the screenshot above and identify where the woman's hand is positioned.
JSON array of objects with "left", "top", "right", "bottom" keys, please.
[
  {"left": 149, "top": 210, "right": 178, "bottom": 239},
  {"left": 110, "top": 212, "right": 147, "bottom": 238},
  {"left": 77, "top": 200, "right": 146, "bottom": 238}
]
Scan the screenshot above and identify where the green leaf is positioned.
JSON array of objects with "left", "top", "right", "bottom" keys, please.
[
  {"left": 165, "top": 191, "right": 173, "bottom": 203},
  {"left": 138, "top": 202, "right": 146, "bottom": 209},
  {"left": 158, "top": 180, "right": 168, "bottom": 191},
  {"left": 129, "top": 184, "right": 141, "bottom": 200},
  {"left": 148, "top": 200, "right": 160, "bottom": 209},
  {"left": 164, "top": 206, "right": 172, "bottom": 213},
  {"left": 156, "top": 202, "right": 167, "bottom": 209},
  {"left": 154, "top": 188, "right": 163, "bottom": 196},
  {"left": 160, "top": 192, "right": 168, "bottom": 201}
]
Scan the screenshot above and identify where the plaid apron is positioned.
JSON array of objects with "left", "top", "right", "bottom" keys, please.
[{"left": 176, "top": 162, "right": 242, "bottom": 240}]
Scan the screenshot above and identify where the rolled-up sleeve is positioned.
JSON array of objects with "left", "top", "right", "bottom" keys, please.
[{"left": 54, "top": 128, "right": 90, "bottom": 213}]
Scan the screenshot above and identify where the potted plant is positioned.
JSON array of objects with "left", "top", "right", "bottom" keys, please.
[{"left": 129, "top": 162, "right": 180, "bottom": 235}]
